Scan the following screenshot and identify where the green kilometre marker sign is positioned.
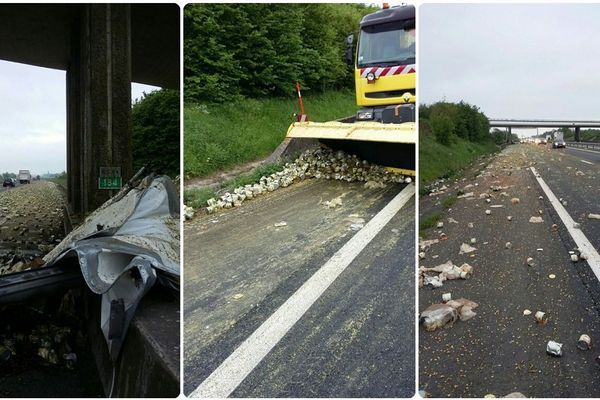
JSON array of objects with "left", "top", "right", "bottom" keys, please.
[{"left": 99, "top": 167, "right": 122, "bottom": 190}]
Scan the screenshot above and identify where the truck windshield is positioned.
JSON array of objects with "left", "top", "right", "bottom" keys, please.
[{"left": 357, "top": 20, "right": 415, "bottom": 68}]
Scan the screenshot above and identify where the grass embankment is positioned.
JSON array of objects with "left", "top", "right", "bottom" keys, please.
[
  {"left": 419, "top": 136, "right": 498, "bottom": 189},
  {"left": 184, "top": 90, "right": 357, "bottom": 208},
  {"left": 48, "top": 174, "right": 67, "bottom": 190},
  {"left": 184, "top": 89, "right": 357, "bottom": 179}
]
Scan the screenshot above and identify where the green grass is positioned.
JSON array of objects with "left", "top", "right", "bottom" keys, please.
[
  {"left": 419, "top": 135, "right": 499, "bottom": 189},
  {"left": 442, "top": 195, "right": 457, "bottom": 209},
  {"left": 48, "top": 174, "right": 67, "bottom": 189},
  {"left": 184, "top": 187, "right": 216, "bottom": 209},
  {"left": 419, "top": 212, "right": 442, "bottom": 237},
  {"left": 184, "top": 90, "right": 357, "bottom": 178}
]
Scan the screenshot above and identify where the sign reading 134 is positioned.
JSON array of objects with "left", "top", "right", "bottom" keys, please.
[{"left": 99, "top": 167, "right": 122, "bottom": 190}]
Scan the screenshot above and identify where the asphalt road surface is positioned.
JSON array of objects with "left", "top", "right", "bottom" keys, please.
[
  {"left": 185, "top": 178, "right": 415, "bottom": 397},
  {"left": 419, "top": 144, "right": 600, "bottom": 398}
]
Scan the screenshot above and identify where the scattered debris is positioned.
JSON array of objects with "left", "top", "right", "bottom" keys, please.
[
  {"left": 526, "top": 257, "right": 535, "bottom": 267},
  {"left": 274, "top": 221, "right": 288, "bottom": 227},
  {"left": 511, "top": 198, "right": 520, "bottom": 205},
  {"left": 535, "top": 311, "right": 547, "bottom": 325},
  {"left": 324, "top": 195, "right": 343, "bottom": 209},
  {"left": 420, "top": 303, "right": 458, "bottom": 331},
  {"left": 549, "top": 274, "right": 556, "bottom": 279},
  {"left": 364, "top": 180, "right": 386, "bottom": 189},
  {"left": 232, "top": 293, "right": 244, "bottom": 300},
  {"left": 577, "top": 334, "right": 592, "bottom": 350},
  {"left": 470, "top": 238, "right": 477, "bottom": 244},
  {"left": 505, "top": 242, "right": 512, "bottom": 249},
  {"left": 504, "top": 392, "right": 526, "bottom": 398},
  {"left": 485, "top": 209, "right": 492, "bottom": 215},
  {"left": 420, "top": 238, "right": 440, "bottom": 251},
  {"left": 419, "top": 261, "right": 473, "bottom": 288},
  {"left": 436, "top": 221, "right": 444, "bottom": 228},
  {"left": 184, "top": 205, "right": 195, "bottom": 220},
  {"left": 442, "top": 293, "right": 452, "bottom": 302},
  {"left": 523, "top": 309, "right": 532, "bottom": 316},
  {"left": 571, "top": 254, "right": 579, "bottom": 262},
  {"left": 459, "top": 243, "right": 477, "bottom": 254},
  {"left": 507, "top": 216, "right": 513, "bottom": 221},
  {"left": 546, "top": 340, "right": 563, "bottom": 357},
  {"left": 529, "top": 216, "right": 544, "bottom": 223},
  {"left": 588, "top": 213, "right": 600, "bottom": 220}
]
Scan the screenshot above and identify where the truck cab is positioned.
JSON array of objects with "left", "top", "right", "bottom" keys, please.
[{"left": 348, "top": 5, "right": 415, "bottom": 124}]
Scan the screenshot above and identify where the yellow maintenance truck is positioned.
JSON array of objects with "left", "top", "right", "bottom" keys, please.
[{"left": 286, "top": 4, "right": 416, "bottom": 174}]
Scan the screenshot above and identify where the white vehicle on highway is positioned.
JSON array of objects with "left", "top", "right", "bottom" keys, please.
[{"left": 18, "top": 169, "right": 31, "bottom": 184}]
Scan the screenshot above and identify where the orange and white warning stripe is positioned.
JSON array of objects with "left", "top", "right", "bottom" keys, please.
[{"left": 360, "top": 64, "right": 416, "bottom": 79}]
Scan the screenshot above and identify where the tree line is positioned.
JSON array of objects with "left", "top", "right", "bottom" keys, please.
[
  {"left": 420, "top": 101, "right": 491, "bottom": 145},
  {"left": 184, "top": 3, "right": 377, "bottom": 104}
]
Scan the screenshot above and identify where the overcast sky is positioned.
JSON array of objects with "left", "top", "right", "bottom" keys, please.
[
  {"left": 0, "top": 60, "right": 159, "bottom": 175},
  {"left": 420, "top": 4, "right": 600, "bottom": 137}
]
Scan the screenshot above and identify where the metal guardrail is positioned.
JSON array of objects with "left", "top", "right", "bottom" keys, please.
[{"left": 566, "top": 141, "right": 600, "bottom": 151}]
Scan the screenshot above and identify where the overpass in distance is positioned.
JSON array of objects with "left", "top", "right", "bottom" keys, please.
[{"left": 489, "top": 119, "right": 600, "bottom": 142}]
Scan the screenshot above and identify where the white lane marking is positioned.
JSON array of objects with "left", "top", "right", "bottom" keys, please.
[
  {"left": 190, "top": 184, "right": 415, "bottom": 398},
  {"left": 581, "top": 159, "right": 593, "bottom": 165},
  {"left": 530, "top": 167, "right": 600, "bottom": 281}
]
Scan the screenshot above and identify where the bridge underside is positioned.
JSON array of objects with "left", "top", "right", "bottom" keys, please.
[{"left": 0, "top": 4, "right": 179, "bottom": 215}]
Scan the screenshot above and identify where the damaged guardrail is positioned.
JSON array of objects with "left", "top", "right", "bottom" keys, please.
[{"left": 41, "top": 174, "right": 180, "bottom": 361}]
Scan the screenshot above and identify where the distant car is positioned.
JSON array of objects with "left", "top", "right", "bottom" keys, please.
[
  {"left": 539, "top": 139, "right": 547, "bottom": 145},
  {"left": 3, "top": 178, "right": 15, "bottom": 187},
  {"left": 553, "top": 140, "right": 566, "bottom": 148}
]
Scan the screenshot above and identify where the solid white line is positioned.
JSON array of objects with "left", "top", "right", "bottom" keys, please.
[
  {"left": 530, "top": 167, "right": 600, "bottom": 281},
  {"left": 189, "top": 184, "right": 415, "bottom": 398},
  {"left": 581, "top": 159, "right": 593, "bottom": 165}
]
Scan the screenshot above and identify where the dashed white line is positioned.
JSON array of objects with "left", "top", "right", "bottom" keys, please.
[
  {"left": 581, "top": 159, "right": 593, "bottom": 165},
  {"left": 530, "top": 167, "right": 600, "bottom": 281},
  {"left": 189, "top": 183, "right": 415, "bottom": 398}
]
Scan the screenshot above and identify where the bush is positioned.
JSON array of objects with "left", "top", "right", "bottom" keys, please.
[
  {"left": 131, "top": 89, "right": 180, "bottom": 177},
  {"left": 430, "top": 113, "right": 454, "bottom": 145}
]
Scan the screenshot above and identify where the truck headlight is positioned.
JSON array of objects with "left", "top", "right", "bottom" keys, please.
[{"left": 366, "top": 72, "right": 376, "bottom": 82}]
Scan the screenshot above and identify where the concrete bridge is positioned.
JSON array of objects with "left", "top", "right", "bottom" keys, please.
[
  {"left": 489, "top": 119, "right": 600, "bottom": 142},
  {"left": 0, "top": 4, "right": 179, "bottom": 215}
]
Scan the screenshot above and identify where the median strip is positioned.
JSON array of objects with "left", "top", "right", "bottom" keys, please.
[
  {"left": 530, "top": 167, "right": 600, "bottom": 281},
  {"left": 189, "top": 183, "right": 415, "bottom": 398}
]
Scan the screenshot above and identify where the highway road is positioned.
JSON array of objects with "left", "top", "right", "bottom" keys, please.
[
  {"left": 184, "top": 178, "right": 415, "bottom": 397},
  {"left": 419, "top": 144, "right": 600, "bottom": 397}
]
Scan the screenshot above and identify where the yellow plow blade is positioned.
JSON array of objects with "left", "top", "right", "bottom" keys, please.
[
  {"left": 285, "top": 121, "right": 416, "bottom": 175},
  {"left": 286, "top": 121, "right": 416, "bottom": 144}
]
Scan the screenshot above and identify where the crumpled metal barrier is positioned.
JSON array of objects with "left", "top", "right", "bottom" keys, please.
[{"left": 44, "top": 175, "right": 180, "bottom": 360}]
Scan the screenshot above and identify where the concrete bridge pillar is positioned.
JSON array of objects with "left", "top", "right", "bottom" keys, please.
[
  {"left": 575, "top": 126, "right": 581, "bottom": 142},
  {"left": 66, "top": 4, "right": 132, "bottom": 216},
  {"left": 507, "top": 127, "right": 512, "bottom": 144}
]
